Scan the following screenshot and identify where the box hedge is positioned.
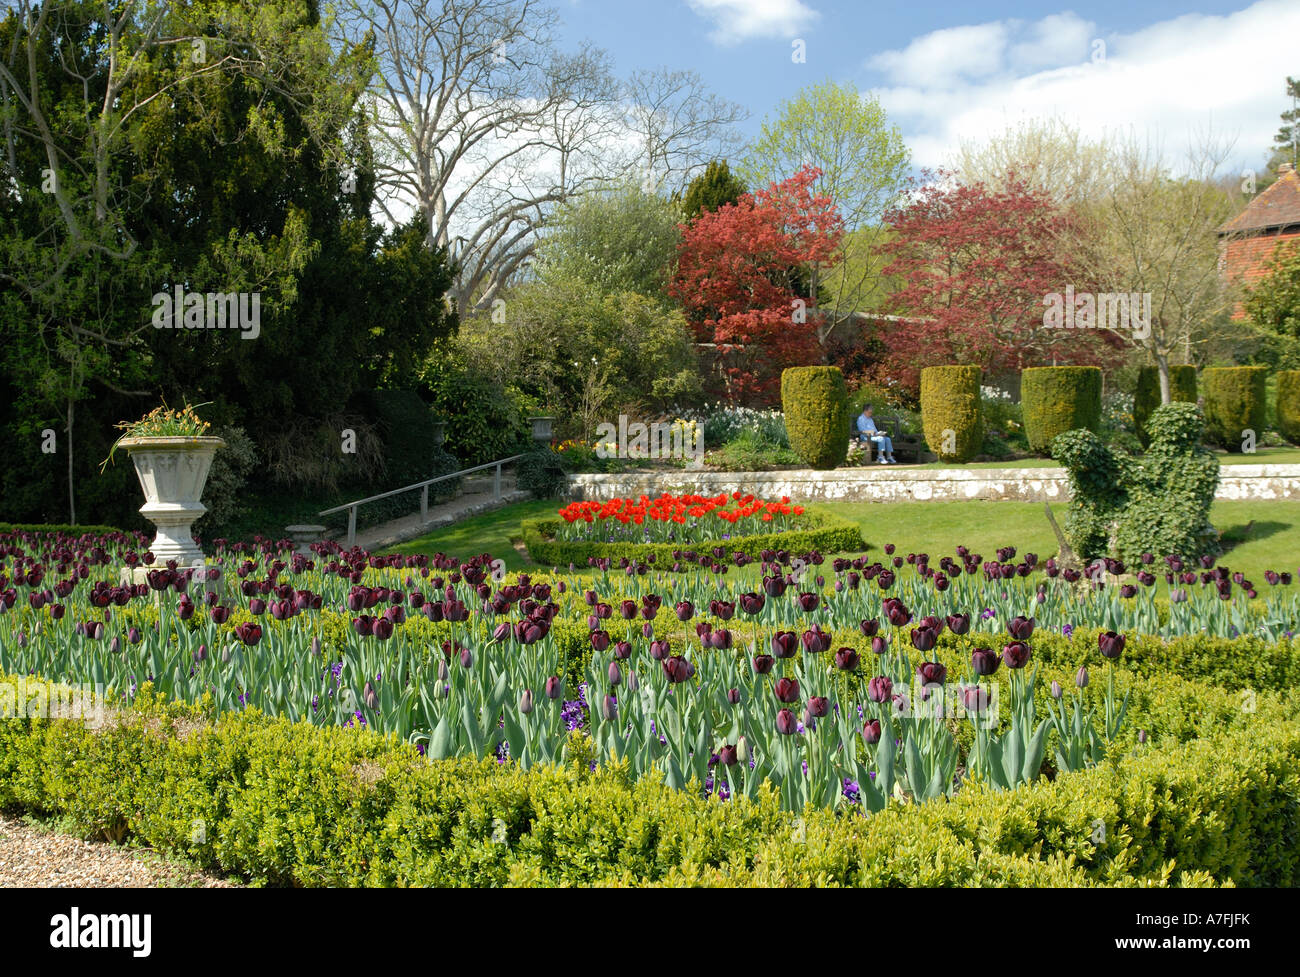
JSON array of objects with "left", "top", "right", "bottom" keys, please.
[
  {"left": 1202, "top": 366, "right": 1268, "bottom": 452},
  {"left": 1133, "top": 365, "right": 1198, "bottom": 449},
  {"left": 919, "top": 366, "right": 983, "bottom": 463},
  {"left": 1277, "top": 370, "right": 1300, "bottom": 445},
  {"left": 780, "top": 367, "right": 850, "bottom": 470},
  {"left": 1021, "top": 367, "right": 1102, "bottom": 454},
  {"left": 520, "top": 510, "right": 865, "bottom": 568},
  {"left": 0, "top": 679, "right": 1296, "bottom": 887}
]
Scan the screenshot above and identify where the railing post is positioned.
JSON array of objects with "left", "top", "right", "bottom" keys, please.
[
  {"left": 421, "top": 483, "right": 429, "bottom": 523},
  {"left": 494, "top": 462, "right": 501, "bottom": 500},
  {"left": 347, "top": 506, "right": 357, "bottom": 548}
]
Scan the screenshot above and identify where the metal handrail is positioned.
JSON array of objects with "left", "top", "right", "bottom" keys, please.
[{"left": 320, "top": 454, "right": 528, "bottom": 547}]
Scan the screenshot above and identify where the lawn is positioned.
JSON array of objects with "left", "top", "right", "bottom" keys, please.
[
  {"left": 882, "top": 446, "right": 1300, "bottom": 470},
  {"left": 384, "top": 497, "right": 1300, "bottom": 583}
]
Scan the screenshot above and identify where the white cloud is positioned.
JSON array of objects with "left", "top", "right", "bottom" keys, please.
[
  {"left": 866, "top": 0, "right": 1299, "bottom": 174},
  {"left": 686, "top": 0, "right": 820, "bottom": 46}
]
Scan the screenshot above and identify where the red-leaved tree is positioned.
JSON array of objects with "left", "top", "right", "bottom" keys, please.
[
  {"left": 874, "top": 170, "right": 1122, "bottom": 391},
  {"left": 671, "top": 166, "right": 844, "bottom": 403}
]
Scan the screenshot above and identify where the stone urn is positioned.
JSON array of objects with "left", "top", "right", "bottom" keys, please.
[
  {"left": 529, "top": 416, "right": 556, "bottom": 442},
  {"left": 119, "top": 436, "right": 224, "bottom": 566}
]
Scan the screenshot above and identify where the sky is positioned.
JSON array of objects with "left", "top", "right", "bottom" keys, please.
[{"left": 555, "top": 0, "right": 1299, "bottom": 176}]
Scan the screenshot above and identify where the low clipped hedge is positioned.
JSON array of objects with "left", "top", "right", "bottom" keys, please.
[
  {"left": 1, "top": 681, "right": 1296, "bottom": 886},
  {"left": 1133, "top": 365, "right": 1197, "bottom": 449},
  {"left": 0, "top": 523, "right": 125, "bottom": 536},
  {"left": 1278, "top": 370, "right": 1300, "bottom": 446},
  {"left": 781, "top": 366, "right": 850, "bottom": 470},
  {"left": 1021, "top": 367, "right": 1102, "bottom": 454},
  {"left": 919, "top": 366, "right": 983, "bottom": 463},
  {"left": 1203, "top": 366, "right": 1268, "bottom": 452},
  {"left": 520, "top": 510, "right": 865, "bottom": 567}
]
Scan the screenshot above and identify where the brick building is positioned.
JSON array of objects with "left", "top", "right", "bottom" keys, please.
[{"left": 1218, "top": 163, "right": 1300, "bottom": 318}]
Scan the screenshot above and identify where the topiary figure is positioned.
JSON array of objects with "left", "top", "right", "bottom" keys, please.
[
  {"left": 1277, "top": 370, "right": 1300, "bottom": 445},
  {"left": 920, "top": 366, "right": 983, "bottom": 462},
  {"left": 1022, "top": 366, "right": 1102, "bottom": 454},
  {"left": 1050, "top": 429, "right": 1129, "bottom": 561},
  {"left": 1052, "top": 402, "right": 1220, "bottom": 565},
  {"left": 1133, "top": 365, "right": 1197, "bottom": 449},
  {"left": 780, "top": 366, "right": 850, "bottom": 470},
  {"left": 1202, "top": 366, "right": 1267, "bottom": 452},
  {"left": 1115, "top": 403, "right": 1219, "bottom": 564}
]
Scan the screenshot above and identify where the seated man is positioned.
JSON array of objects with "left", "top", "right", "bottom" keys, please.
[{"left": 856, "top": 405, "right": 897, "bottom": 464}]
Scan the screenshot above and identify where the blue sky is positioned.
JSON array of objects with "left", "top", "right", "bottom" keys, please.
[{"left": 557, "top": 0, "right": 1297, "bottom": 174}]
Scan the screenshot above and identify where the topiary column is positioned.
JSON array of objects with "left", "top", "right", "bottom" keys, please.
[
  {"left": 780, "top": 366, "right": 850, "bottom": 470},
  {"left": 919, "top": 366, "right": 983, "bottom": 462},
  {"left": 1133, "top": 365, "right": 1197, "bottom": 449},
  {"left": 1277, "top": 371, "right": 1300, "bottom": 446},
  {"left": 1021, "top": 366, "right": 1102, "bottom": 454},
  {"left": 1202, "top": 366, "right": 1268, "bottom": 452}
]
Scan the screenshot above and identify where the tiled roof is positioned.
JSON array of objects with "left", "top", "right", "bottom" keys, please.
[{"left": 1219, "top": 167, "right": 1300, "bottom": 235}]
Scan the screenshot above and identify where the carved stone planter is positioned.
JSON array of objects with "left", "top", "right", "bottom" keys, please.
[{"left": 119, "top": 436, "right": 224, "bottom": 566}]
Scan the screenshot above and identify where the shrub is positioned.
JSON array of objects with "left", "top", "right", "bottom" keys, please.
[
  {"left": 919, "top": 366, "right": 983, "bottom": 462},
  {"left": 1050, "top": 430, "right": 1129, "bottom": 560},
  {"left": 1021, "top": 367, "right": 1102, "bottom": 453},
  {"left": 1, "top": 680, "right": 1297, "bottom": 887},
  {"left": 1277, "top": 370, "right": 1300, "bottom": 445},
  {"left": 517, "top": 447, "right": 570, "bottom": 499},
  {"left": 1133, "top": 365, "right": 1197, "bottom": 449},
  {"left": 0, "top": 523, "right": 124, "bottom": 535},
  {"left": 521, "top": 510, "right": 864, "bottom": 566},
  {"left": 419, "top": 355, "right": 529, "bottom": 466},
  {"left": 780, "top": 367, "right": 849, "bottom": 469},
  {"left": 194, "top": 426, "right": 258, "bottom": 538},
  {"left": 1202, "top": 366, "right": 1268, "bottom": 452}
]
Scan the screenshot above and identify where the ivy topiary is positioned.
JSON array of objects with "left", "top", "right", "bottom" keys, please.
[
  {"left": 780, "top": 366, "right": 850, "bottom": 470},
  {"left": 1021, "top": 366, "right": 1102, "bottom": 454},
  {"left": 1276, "top": 370, "right": 1300, "bottom": 445},
  {"left": 517, "top": 446, "right": 570, "bottom": 500},
  {"left": 919, "top": 366, "right": 983, "bottom": 462},
  {"left": 1053, "top": 402, "right": 1220, "bottom": 564},
  {"left": 1202, "top": 366, "right": 1268, "bottom": 452},
  {"left": 1133, "top": 365, "right": 1197, "bottom": 449}
]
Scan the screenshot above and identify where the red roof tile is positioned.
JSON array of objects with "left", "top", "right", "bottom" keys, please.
[{"left": 1219, "top": 168, "right": 1300, "bottom": 235}]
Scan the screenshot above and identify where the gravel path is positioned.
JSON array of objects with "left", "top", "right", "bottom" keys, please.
[{"left": 0, "top": 815, "right": 240, "bottom": 888}]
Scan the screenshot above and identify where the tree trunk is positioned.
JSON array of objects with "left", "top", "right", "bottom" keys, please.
[
  {"left": 1155, "top": 352, "right": 1171, "bottom": 405},
  {"left": 66, "top": 397, "right": 76, "bottom": 526}
]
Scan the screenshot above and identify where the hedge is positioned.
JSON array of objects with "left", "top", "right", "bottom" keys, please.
[
  {"left": 1021, "top": 367, "right": 1102, "bottom": 454},
  {"left": 1133, "top": 365, "right": 1197, "bottom": 449},
  {"left": 521, "top": 510, "right": 865, "bottom": 568},
  {"left": 1203, "top": 366, "right": 1268, "bottom": 452},
  {"left": 780, "top": 367, "right": 849, "bottom": 470},
  {"left": 0, "top": 680, "right": 1296, "bottom": 886},
  {"left": 1278, "top": 370, "right": 1300, "bottom": 446},
  {"left": 0, "top": 523, "right": 126, "bottom": 537},
  {"left": 919, "top": 366, "right": 983, "bottom": 463}
]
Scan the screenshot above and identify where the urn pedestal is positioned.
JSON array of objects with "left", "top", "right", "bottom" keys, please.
[{"left": 119, "top": 436, "right": 224, "bottom": 567}]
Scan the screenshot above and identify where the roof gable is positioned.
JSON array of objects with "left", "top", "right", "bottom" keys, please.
[{"left": 1219, "top": 168, "right": 1300, "bottom": 235}]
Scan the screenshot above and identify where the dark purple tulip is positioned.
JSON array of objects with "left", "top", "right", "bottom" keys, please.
[
  {"left": 770, "top": 631, "right": 798, "bottom": 658},
  {"left": 796, "top": 592, "right": 819, "bottom": 613},
  {"left": 710, "top": 599, "right": 736, "bottom": 620},
  {"left": 916, "top": 661, "right": 947, "bottom": 686},
  {"left": 1098, "top": 630, "right": 1125, "bottom": 659},
  {"left": 775, "top": 709, "right": 798, "bottom": 735},
  {"left": 1075, "top": 666, "right": 1089, "bottom": 688},
  {"left": 946, "top": 613, "right": 970, "bottom": 635},
  {"left": 962, "top": 685, "right": 990, "bottom": 714},
  {"left": 1007, "top": 615, "right": 1035, "bottom": 640},
  {"left": 806, "top": 696, "right": 830, "bottom": 718},
  {"left": 351, "top": 615, "right": 373, "bottom": 637},
  {"left": 773, "top": 677, "right": 800, "bottom": 703},
  {"left": 675, "top": 601, "right": 694, "bottom": 622},
  {"left": 718, "top": 744, "right": 739, "bottom": 766},
  {"left": 649, "top": 639, "right": 671, "bottom": 660},
  {"left": 801, "top": 625, "right": 831, "bottom": 654},
  {"left": 601, "top": 695, "right": 618, "bottom": 721},
  {"left": 607, "top": 662, "right": 622, "bottom": 687},
  {"left": 235, "top": 622, "right": 262, "bottom": 646},
  {"left": 709, "top": 628, "right": 733, "bottom": 650},
  {"left": 763, "top": 575, "right": 786, "bottom": 597},
  {"left": 590, "top": 629, "right": 610, "bottom": 652},
  {"left": 870, "top": 635, "right": 889, "bottom": 656},
  {"left": 739, "top": 592, "right": 765, "bottom": 615},
  {"left": 859, "top": 618, "right": 879, "bottom": 637},
  {"left": 662, "top": 656, "right": 694, "bottom": 683},
  {"left": 867, "top": 675, "right": 893, "bottom": 703},
  {"left": 971, "top": 647, "right": 999, "bottom": 676},
  {"left": 909, "top": 626, "right": 937, "bottom": 653},
  {"left": 877, "top": 570, "right": 895, "bottom": 590},
  {"left": 127, "top": 626, "right": 142, "bottom": 644},
  {"left": 544, "top": 676, "right": 563, "bottom": 699},
  {"left": 752, "top": 654, "right": 775, "bottom": 675},
  {"left": 862, "top": 719, "right": 882, "bottom": 744},
  {"left": 363, "top": 681, "right": 379, "bottom": 710},
  {"left": 833, "top": 647, "right": 860, "bottom": 671},
  {"left": 492, "top": 621, "right": 511, "bottom": 642},
  {"left": 620, "top": 599, "right": 637, "bottom": 620},
  {"left": 613, "top": 640, "right": 632, "bottom": 660},
  {"left": 459, "top": 646, "right": 473, "bottom": 669},
  {"left": 249, "top": 597, "right": 267, "bottom": 616},
  {"left": 726, "top": 688, "right": 741, "bottom": 705},
  {"left": 1001, "top": 641, "right": 1031, "bottom": 669}
]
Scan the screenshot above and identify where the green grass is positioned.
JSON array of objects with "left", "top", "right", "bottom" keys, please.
[{"left": 383, "top": 497, "right": 1300, "bottom": 583}]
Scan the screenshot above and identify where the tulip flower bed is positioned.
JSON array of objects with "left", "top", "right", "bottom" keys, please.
[
  {"left": 556, "top": 493, "right": 808, "bottom": 544},
  {"left": 3, "top": 527, "right": 1299, "bottom": 823}
]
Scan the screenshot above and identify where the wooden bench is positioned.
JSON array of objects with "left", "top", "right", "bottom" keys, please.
[{"left": 852, "top": 414, "right": 925, "bottom": 464}]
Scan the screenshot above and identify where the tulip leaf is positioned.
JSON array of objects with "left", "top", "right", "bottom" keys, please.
[
  {"left": 429, "top": 715, "right": 453, "bottom": 760},
  {"left": 903, "top": 736, "right": 925, "bottom": 803}
]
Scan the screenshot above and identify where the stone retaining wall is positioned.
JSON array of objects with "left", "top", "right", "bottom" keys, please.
[{"left": 568, "top": 464, "right": 1300, "bottom": 504}]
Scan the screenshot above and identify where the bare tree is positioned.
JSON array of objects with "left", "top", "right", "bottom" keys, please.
[
  {"left": 339, "top": 0, "right": 629, "bottom": 317},
  {"left": 623, "top": 67, "right": 747, "bottom": 193}
]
